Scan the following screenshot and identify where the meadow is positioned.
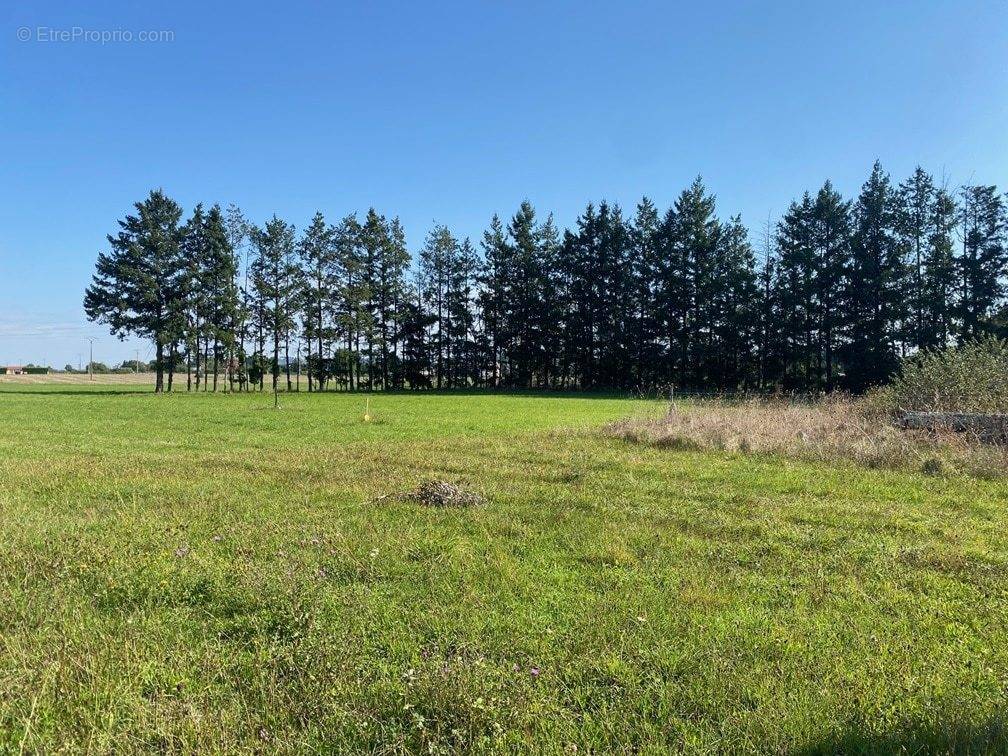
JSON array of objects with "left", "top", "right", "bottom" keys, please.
[{"left": 1, "top": 385, "right": 1007, "bottom": 753}]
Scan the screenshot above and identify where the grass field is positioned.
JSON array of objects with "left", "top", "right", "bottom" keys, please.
[{"left": 1, "top": 385, "right": 1007, "bottom": 753}]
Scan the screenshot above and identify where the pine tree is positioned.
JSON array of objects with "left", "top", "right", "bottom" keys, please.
[
  {"left": 386, "top": 219, "right": 412, "bottom": 389},
  {"left": 674, "top": 178, "right": 720, "bottom": 388},
  {"left": 776, "top": 193, "right": 816, "bottom": 389},
  {"left": 84, "top": 189, "right": 185, "bottom": 393},
  {"left": 399, "top": 273, "right": 436, "bottom": 389},
  {"left": 334, "top": 214, "right": 363, "bottom": 390},
  {"left": 477, "top": 215, "right": 510, "bottom": 387},
  {"left": 594, "top": 203, "right": 631, "bottom": 388},
  {"left": 628, "top": 198, "right": 661, "bottom": 388},
  {"left": 811, "top": 181, "right": 852, "bottom": 390},
  {"left": 564, "top": 204, "right": 600, "bottom": 387},
  {"left": 376, "top": 216, "right": 411, "bottom": 390},
  {"left": 716, "top": 215, "right": 760, "bottom": 389},
  {"left": 921, "top": 186, "right": 958, "bottom": 348},
  {"left": 534, "top": 217, "right": 562, "bottom": 388},
  {"left": 756, "top": 217, "right": 783, "bottom": 390},
  {"left": 251, "top": 215, "right": 298, "bottom": 402},
  {"left": 298, "top": 212, "right": 337, "bottom": 391},
  {"left": 447, "top": 237, "right": 478, "bottom": 388},
  {"left": 204, "top": 205, "right": 238, "bottom": 391},
  {"left": 224, "top": 204, "right": 251, "bottom": 391},
  {"left": 180, "top": 204, "right": 211, "bottom": 391},
  {"left": 846, "top": 162, "right": 905, "bottom": 390},
  {"left": 359, "top": 209, "right": 390, "bottom": 390},
  {"left": 958, "top": 185, "right": 1006, "bottom": 340},
  {"left": 419, "top": 225, "right": 457, "bottom": 389},
  {"left": 897, "top": 167, "right": 935, "bottom": 351}
]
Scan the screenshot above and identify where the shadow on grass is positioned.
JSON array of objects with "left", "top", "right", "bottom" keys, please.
[
  {"left": 0, "top": 386, "right": 644, "bottom": 400},
  {"left": 794, "top": 718, "right": 1007, "bottom": 755},
  {"left": 0, "top": 388, "right": 155, "bottom": 397}
]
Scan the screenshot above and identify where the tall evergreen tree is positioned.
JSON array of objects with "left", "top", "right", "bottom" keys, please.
[
  {"left": 334, "top": 214, "right": 364, "bottom": 390},
  {"left": 477, "top": 215, "right": 510, "bottom": 387},
  {"left": 715, "top": 215, "right": 760, "bottom": 389},
  {"left": 298, "top": 212, "right": 337, "bottom": 391},
  {"left": 775, "top": 193, "right": 816, "bottom": 389},
  {"left": 84, "top": 189, "right": 185, "bottom": 393},
  {"left": 359, "top": 209, "right": 388, "bottom": 390},
  {"left": 446, "top": 237, "right": 479, "bottom": 388},
  {"left": 846, "top": 162, "right": 905, "bottom": 390},
  {"left": 224, "top": 204, "right": 251, "bottom": 390},
  {"left": 419, "top": 225, "right": 457, "bottom": 389},
  {"left": 673, "top": 178, "right": 720, "bottom": 388},
  {"left": 628, "top": 198, "right": 661, "bottom": 388},
  {"left": 377, "top": 216, "right": 411, "bottom": 389},
  {"left": 897, "top": 167, "right": 935, "bottom": 351},
  {"left": 251, "top": 215, "right": 298, "bottom": 401},
  {"left": 204, "top": 205, "right": 238, "bottom": 391},
  {"left": 920, "top": 186, "right": 959, "bottom": 348},
  {"left": 811, "top": 181, "right": 852, "bottom": 389},
  {"left": 180, "top": 204, "right": 211, "bottom": 391},
  {"left": 958, "top": 184, "right": 1006, "bottom": 340}
]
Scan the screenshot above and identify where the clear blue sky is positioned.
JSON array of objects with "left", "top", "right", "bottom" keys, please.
[{"left": 1, "top": 0, "right": 1006, "bottom": 368}]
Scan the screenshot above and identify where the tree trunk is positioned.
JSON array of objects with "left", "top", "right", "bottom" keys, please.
[
  {"left": 168, "top": 344, "right": 176, "bottom": 392},
  {"left": 317, "top": 298, "right": 324, "bottom": 391},
  {"left": 285, "top": 332, "right": 292, "bottom": 391},
  {"left": 155, "top": 340, "right": 164, "bottom": 393},
  {"left": 273, "top": 328, "right": 280, "bottom": 394}
]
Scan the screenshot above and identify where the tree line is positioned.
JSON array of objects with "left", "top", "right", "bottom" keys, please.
[{"left": 85, "top": 162, "right": 1007, "bottom": 394}]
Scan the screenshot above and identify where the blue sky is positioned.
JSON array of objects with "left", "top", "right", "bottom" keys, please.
[{"left": 1, "top": 1, "right": 1006, "bottom": 368}]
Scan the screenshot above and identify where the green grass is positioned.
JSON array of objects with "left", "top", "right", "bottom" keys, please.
[{"left": 1, "top": 386, "right": 1007, "bottom": 753}]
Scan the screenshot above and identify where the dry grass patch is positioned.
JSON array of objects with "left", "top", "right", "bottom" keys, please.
[{"left": 607, "top": 396, "right": 1008, "bottom": 478}]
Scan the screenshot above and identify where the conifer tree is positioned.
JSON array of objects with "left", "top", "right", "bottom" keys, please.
[
  {"left": 921, "top": 186, "right": 958, "bottom": 348},
  {"left": 477, "top": 215, "right": 510, "bottom": 387},
  {"left": 334, "top": 214, "right": 363, "bottom": 390},
  {"left": 958, "top": 185, "right": 1006, "bottom": 340},
  {"left": 224, "top": 204, "right": 251, "bottom": 390},
  {"left": 298, "top": 212, "right": 337, "bottom": 391},
  {"left": 629, "top": 198, "right": 661, "bottom": 388},
  {"left": 84, "top": 189, "right": 185, "bottom": 393},
  {"left": 775, "top": 193, "right": 816, "bottom": 388},
  {"left": 204, "top": 205, "right": 238, "bottom": 391},
  {"left": 377, "top": 216, "right": 411, "bottom": 389},
  {"left": 847, "top": 162, "right": 906, "bottom": 390},
  {"left": 897, "top": 167, "right": 936, "bottom": 351},
  {"left": 811, "top": 181, "right": 852, "bottom": 389},
  {"left": 251, "top": 215, "right": 298, "bottom": 402},
  {"left": 419, "top": 225, "right": 457, "bottom": 389}
]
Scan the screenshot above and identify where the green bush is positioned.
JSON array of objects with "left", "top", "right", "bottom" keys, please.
[{"left": 873, "top": 336, "right": 1008, "bottom": 414}]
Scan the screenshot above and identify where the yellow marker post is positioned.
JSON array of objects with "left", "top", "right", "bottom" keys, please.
[{"left": 363, "top": 397, "right": 371, "bottom": 423}]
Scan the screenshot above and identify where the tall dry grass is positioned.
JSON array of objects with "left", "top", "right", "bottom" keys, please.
[{"left": 607, "top": 396, "right": 1008, "bottom": 478}]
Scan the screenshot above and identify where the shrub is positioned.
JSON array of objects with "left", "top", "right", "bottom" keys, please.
[{"left": 870, "top": 336, "right": 1008, "bottom": 415}]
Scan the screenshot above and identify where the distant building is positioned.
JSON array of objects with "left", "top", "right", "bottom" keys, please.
[{"left": 1, "top": 366, "right": 49, "bottom": 375}]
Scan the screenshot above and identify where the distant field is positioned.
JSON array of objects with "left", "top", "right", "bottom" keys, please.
[
  {"left": 0, "top": 372, "right": 156, "bottom": 384},
  {"left": 1, "top": 387, "right": 1006, "bottom": 752}
]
